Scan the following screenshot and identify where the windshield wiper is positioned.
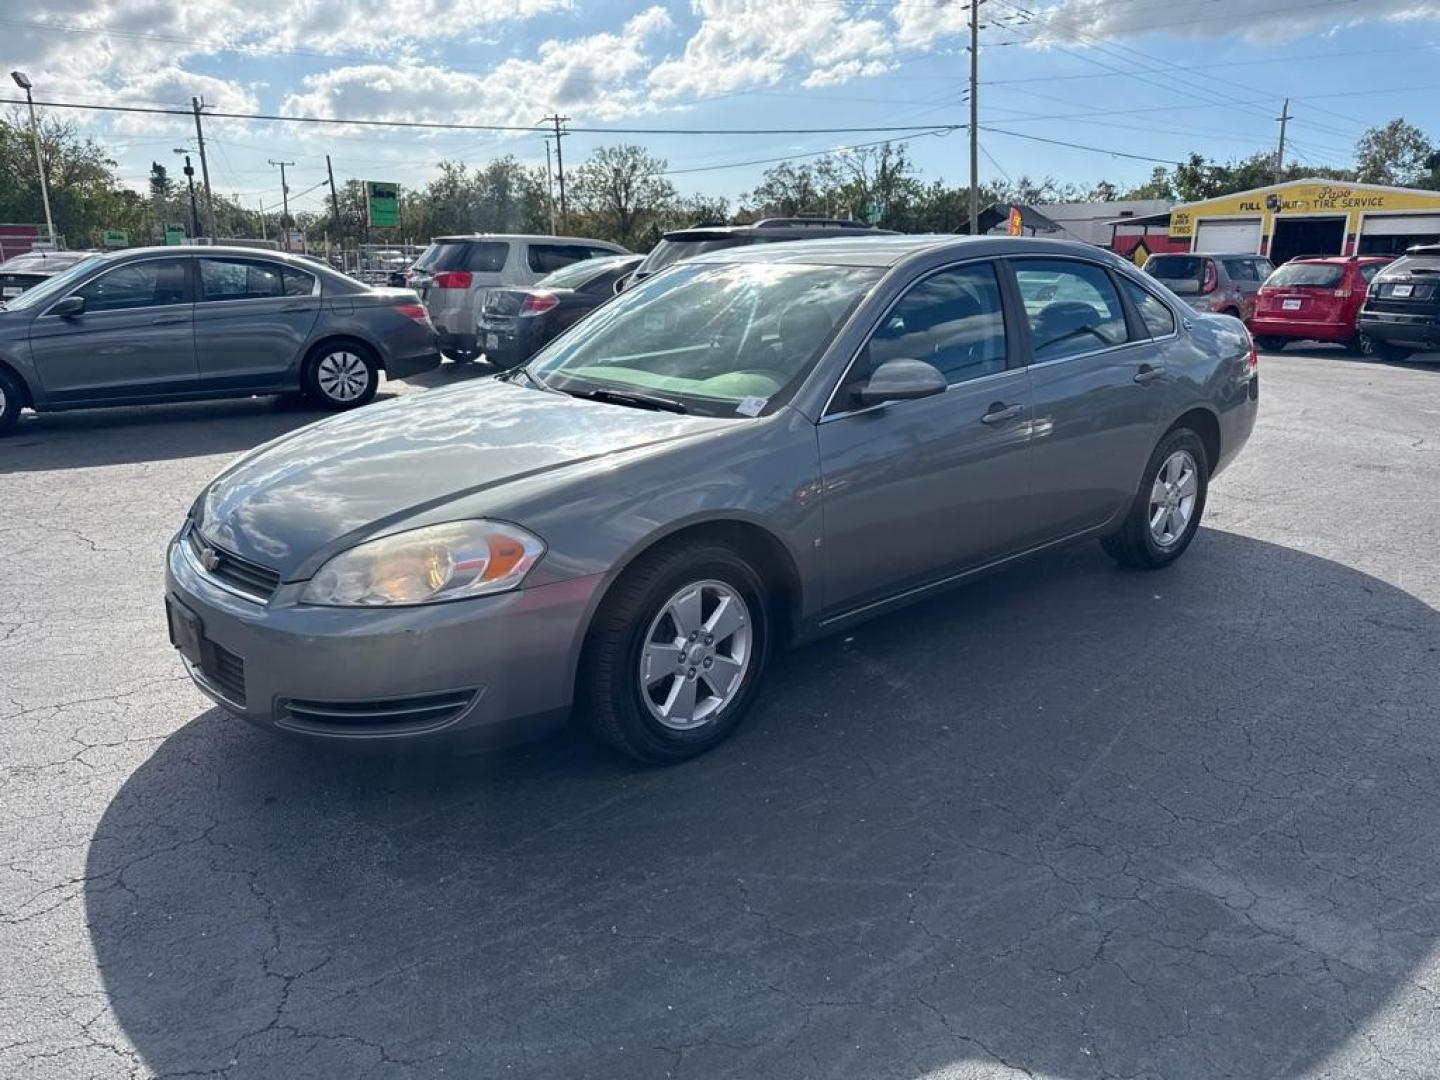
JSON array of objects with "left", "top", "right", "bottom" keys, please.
[
  {"left": 565, "top": 386, "right": 688, "bottom": 414},
  {"left": 503, "top": 365, "right": 562, "bottom": 394}
]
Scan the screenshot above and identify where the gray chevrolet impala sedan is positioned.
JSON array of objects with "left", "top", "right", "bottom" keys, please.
[{"left": 166, "top": 235, "right": 1258, "bottom": 763}]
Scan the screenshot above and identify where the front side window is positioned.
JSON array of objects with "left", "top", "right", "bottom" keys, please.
[
  {"left": 1121, "top": 278, "right": 1176, "bottom": 338},
  {"left": 530, "top": 261, "right": 881, "bottom": 415},
  {"left": 1013, "top": 260, "right": 1129, "bottom": 361},
  {"left": 861, "top": 263, "right": 1007, "bottom": 388},
  {"left": 73, "top": 258, "right": 188, "bottom": 313}
]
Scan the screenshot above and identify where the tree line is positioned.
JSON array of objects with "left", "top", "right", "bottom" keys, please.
[{"left": 4, "top": 108, "right": 1440, "bottom": 254}]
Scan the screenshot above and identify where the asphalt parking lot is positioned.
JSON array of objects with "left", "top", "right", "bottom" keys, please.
[{"left": 2, "top": 347, "right": 1439, "bottom": 1080}]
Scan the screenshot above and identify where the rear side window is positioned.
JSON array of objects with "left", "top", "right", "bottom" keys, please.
[
  {"left": 1221, "top": 258, "right": 1257, "bottom": 282},
  {"left": 527, "top": 244, "right": 593, "bottom": 274},
  {"left": 199, "top": 258, "right": 315, "bottom": 301},
  {"left": 1014, "top": 260, "right": 1129, "bottom": 360},
  {"left": 1267, "top": 263, "right": 1344, "bottom": 288},
  {"left": 1121, "top": 278, "right": 1176, "bottom": 338},
  {"left": 865, "top": 263, "right": 1007, "bottom": 386}
]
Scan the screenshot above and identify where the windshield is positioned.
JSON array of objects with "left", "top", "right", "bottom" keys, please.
[
  {"left": 3, "top": 255, "right": 106, "bottom": 311},
  {"left": 635, "top": 236, "right": 745, "bottom": 277},
  {"left": 528, "top": 261, "right": 881, "bottom": 416},
  {"left": 1267, "top": 263, "right": 1344, "bottom": 288}
]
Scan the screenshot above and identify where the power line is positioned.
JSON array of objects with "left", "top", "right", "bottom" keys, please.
[
  {"left": 978, "top": 126, "right": 1187, "bottom": 165},
  {"left": 661, "top": 128, "right": 954, "bottom": 176},
  {"left": 0, "top": 96, "right": 962, "bottom": 137}
]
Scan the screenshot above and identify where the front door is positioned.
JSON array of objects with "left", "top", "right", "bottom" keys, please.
[
  {"left": 27, "top": 257, "right": 196, "bottom": 404},
  {"left": 817, "top": 261, "right": 1034, "bottom": 617},
  {"left": 192, "top": 257, "right": 322, "bottom": 390},
  {"left": 1010, "top": 258, "right": 1171, "bottom": 542}
]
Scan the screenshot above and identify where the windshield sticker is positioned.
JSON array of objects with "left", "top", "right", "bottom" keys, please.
[{"left": 736, "top": 396, "right": 768, "bottom": 417}]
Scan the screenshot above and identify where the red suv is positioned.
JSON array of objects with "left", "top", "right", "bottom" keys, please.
[{"left": 1249, "top": 256, "right": 1391, "bottom": 353}]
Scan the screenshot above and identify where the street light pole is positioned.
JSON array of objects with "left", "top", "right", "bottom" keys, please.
[
  {"left": 10, "top": 72, "right": 56, "bottom": 244},
  {"left": 173, "top": 149, "right": 200, "bottom": 240}
]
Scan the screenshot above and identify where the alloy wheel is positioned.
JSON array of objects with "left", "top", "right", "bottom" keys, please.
[
  {"left": 639, "top": 579, "right": 752, "bottom": 731},
  {"left": 315, "top": 351, "right": 370, "bottom": 403},
  {"left": 1148, "top": 449, "right": 1198, "bottom": 548}
]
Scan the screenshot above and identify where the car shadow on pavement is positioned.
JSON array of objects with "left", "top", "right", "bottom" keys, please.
[{"left": 85, "top": 530, "right": 1440, "bottom": 1079}]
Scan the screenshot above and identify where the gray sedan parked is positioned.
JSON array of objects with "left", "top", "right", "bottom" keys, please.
[
  {"left": 0, "top": 246, "right": 440, "bottom": 433},
  {"left": 166, "top": 236, "right": 1258, "bottom": 763}
]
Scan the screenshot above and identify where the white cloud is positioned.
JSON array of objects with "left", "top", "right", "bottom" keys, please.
[
  {"left": 280, "top": 8, "right": 674, "bottom": 130},
  {"left": 1033, "top": 0, "right": 1440, "bottom": 45}
]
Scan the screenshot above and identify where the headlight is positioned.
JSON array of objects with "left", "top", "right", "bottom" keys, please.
[{"left": 300, "top": 520, "right": 545, "bottom": 607}]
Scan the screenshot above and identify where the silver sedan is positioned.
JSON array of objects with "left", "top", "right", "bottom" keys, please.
[{"left": 166, "top": 235, "right": 1258, "bottom": 763}]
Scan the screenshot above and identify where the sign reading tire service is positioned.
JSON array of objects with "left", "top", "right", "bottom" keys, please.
[{"left": 366, "top": 182, "right": 399, "bottom": 228}]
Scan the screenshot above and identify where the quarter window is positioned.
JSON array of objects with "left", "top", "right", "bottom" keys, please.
[
  {"left": 1120, "top": 278, "right": 1176, "bottom": 338},
  {"left": 861, "top": 263, "right": 1008, "bottom": 388},
  {"left": 72, "top": 259, "right": 188, "bottom": 312},
  {"left": 527, "top": 244, "right": 593, "bottom": 274},
  {"left": 1013, "top": 260, "right": 1129, "bottom": 361}
]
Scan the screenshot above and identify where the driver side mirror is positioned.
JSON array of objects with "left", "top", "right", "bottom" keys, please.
[
  {"left": 855, "top": 357, "right": 947, "bottom": 407},
  {"left": 50, "top": 295, "right": 85, "bottom": 318}
]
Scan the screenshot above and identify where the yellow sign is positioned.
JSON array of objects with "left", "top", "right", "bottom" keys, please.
[
  {"left": 1170, "top": 180, "right": 1440, "bottom": 240},
  {"left": 1007, "top": 206, "right": 1023, "bottom": 236},
  {"left": 1130, "top": 240, "right": 1151, "bottom": 266}
]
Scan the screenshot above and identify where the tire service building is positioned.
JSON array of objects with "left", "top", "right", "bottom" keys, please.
[{"left": 1170, "top": 179, "right": 1440, "bottom": 263}]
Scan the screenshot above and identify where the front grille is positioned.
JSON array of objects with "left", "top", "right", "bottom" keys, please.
[
  {"left": 279, "top": 690, "right": 478, "bottom": 735},
  {"left": 203, "top": 643, "right": 247, "bottom": 706},
  {"left": 188, "top": 529, "right": 281, "bottom": 602}
]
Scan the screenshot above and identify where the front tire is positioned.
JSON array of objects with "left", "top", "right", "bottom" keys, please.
[
  {"left": 303, "top": 342, "right": 379, "bottom": 410},
  {"left": 1101, "top": 428, "right": 1209, "bottom": 569},
  {"left": 0, "top": 366, "right": 23, "bottom": 435},
  {"left": 578, "top": 542, "right": 772, "bottom": 764}
]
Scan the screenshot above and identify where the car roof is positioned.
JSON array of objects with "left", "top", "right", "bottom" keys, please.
[
  {"left": 661, "top": 223, "right": 895, "bottom": 242},
  {"left": 428, "top": 234, "right": 626, "bottom": 246},
  {"left": 695, "top": 233, "right": 1132, "bottom": 269},
  {"left": 1288, "top": 255, "right": 1390, "bottom": 264}
]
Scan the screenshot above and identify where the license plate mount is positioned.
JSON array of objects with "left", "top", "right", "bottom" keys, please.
[
  {"left": 1282, "top": 298, "right": 1302, "bottom": 310},
  {"left": 166, "top": 595, "right": 204, "bottom": 666},
  {"left": 1393, "top": 284, "right": 1414, "bottom": 298},
  {"left": 484, "top": 332, "right": 499, "bottom": 351}
]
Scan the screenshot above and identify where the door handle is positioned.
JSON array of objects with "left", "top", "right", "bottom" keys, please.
[
  {"left": 1134, "top": 363, "right": 1166, "bottom": 384},
  {"left": 980, "top": 402, "right": 1023, "bottom": 425},
  {"left": 282, "top": 303, "right": 316, "bottom": 313},
  {"left": 151, "top": 315, "right": 188, "bottom": 325}
]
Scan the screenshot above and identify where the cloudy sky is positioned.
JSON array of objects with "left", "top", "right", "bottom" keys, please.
[{"left": 7, "top": 0, "right": 1440, "bottom": 220}]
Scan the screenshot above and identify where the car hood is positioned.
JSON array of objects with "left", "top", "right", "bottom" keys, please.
[{"left": 195, "top": 379, "right": 731, "bottom": 579}]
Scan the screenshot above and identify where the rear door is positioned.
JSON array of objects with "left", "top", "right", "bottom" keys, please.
[
  {"left": 1221, "top": 257, "right": 1272, "bottom": 319},
  {"left": 193, "top": 257, "right": 321, "bottom": 390},
  {"left": 27, "top": 256, "right": 197, "bottom": 403},
  {"left": 1011, "top": 257, "right": 1170, "bottom": 540}
]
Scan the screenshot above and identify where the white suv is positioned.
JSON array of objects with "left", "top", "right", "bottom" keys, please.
[{"left": 408, "top": 235, "right": 627, "bottom": 361}]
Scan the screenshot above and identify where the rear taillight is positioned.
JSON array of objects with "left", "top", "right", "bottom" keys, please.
[
  {"left": 432, "top": 271, "right": 472, "bottom": 289},
  {"left": 393, "top": 303, "right": 431, "bottom": 326},
  {"left": 519, "top": 292, "right": 559, "bottom": 317},
  {"left": 1200, "top": 261, "right": 1218, "bottom": 295},
  {"left": 1243, "top": 333, "right": 1259, "bottom": 379}
]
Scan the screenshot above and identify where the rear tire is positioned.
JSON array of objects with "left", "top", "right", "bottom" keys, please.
[
  {"left": 303, "top": 341, "right": 379, "bottom": 410},
  {"left": 0, "top": 366, "right": 24, "bottom": 435},
  {"left": 1101, "top": 428, "right": 1209, "bottom": 570},
  {"left": 578, "top": 541, "right": 772, "bottom": 764},
  {"left": 1254, "top": 335, "right": 1288, "bottom": 352}
]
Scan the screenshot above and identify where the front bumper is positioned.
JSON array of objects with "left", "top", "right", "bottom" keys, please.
[{"left": 165, "top": 532, "right": 605, "bottom": 744}]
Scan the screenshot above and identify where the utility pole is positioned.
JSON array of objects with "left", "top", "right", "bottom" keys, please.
[
  {"left": 191, "top": 97, "right": 218, "bottom": 239},
  {"left": 544, "top": 137, "right": 557, "bottom": 234},
  {"left": 326, "top": 154, "right": 342, "bottom": 240},
  {"left": 541, "top": 114, "right": 569, "bottom": 230},
  {"left": 1274, "top": 98, "right": 1291, "bottom": 184},
  {"left": 268, "top": 160, "right": 295, "bottom": 250},
  {"left": 968, "top": 0, "right": 981, "bottom": 237}
]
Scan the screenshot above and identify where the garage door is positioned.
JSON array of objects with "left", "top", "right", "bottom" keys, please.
[
  {"left": 1193, "top": 218, "right": 1262, "bottom": 254},
  {"left": 1361, "top": 214, "right": 1440, "bottom": 236}
]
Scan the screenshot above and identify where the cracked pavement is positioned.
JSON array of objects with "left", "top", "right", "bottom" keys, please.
[{"left": 2, "top": 350, "right": 1439, "bottom": 1079}]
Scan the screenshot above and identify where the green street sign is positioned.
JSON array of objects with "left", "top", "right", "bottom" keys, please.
[
  {"left": 102, "top": 229, "right": 128, "bottom": 248},
  {"left": 366, "top": 181, "right": 399, "bottom": 228},
  {"left": 163, "top": 223, "right": 187, "bottom": 245}
]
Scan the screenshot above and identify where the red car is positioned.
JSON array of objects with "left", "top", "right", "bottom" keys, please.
[{"left": 1249, "top": 255, "right": 1391, "bottom": 353}]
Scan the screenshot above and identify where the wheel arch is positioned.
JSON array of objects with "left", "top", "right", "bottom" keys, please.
[
  {"left": 303, "top": 333, "right": 383, "bottom": 373},
  {"left": 0, "top": 356, "right": 33, "bottom": 408},
  {"left": 1166, "top": 405, "right": 1221, "bottom": 472},
  {"left": 565, "top": 515, "right": 808, "bottom": 705}
]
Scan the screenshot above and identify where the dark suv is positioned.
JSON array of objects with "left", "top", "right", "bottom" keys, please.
[
  {"left": 619, "top": 218, "right": 894, "bottom": 291},
  {"left": 1357, "top": 244, "right": 1440, "bottom": 359}
]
